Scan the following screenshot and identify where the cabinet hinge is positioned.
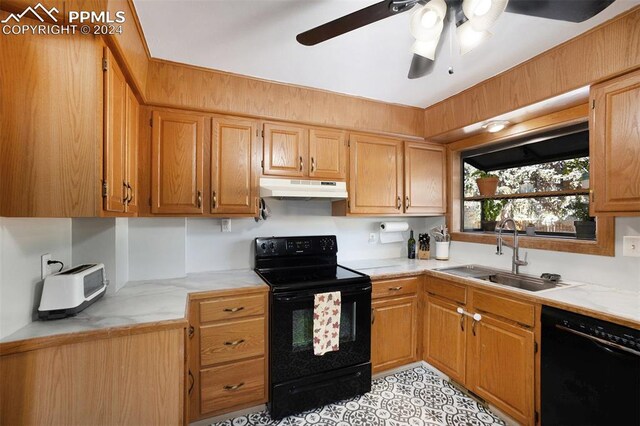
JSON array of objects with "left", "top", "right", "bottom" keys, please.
[
  {"left": 535, "top": 411, "right": 539, "bottom": 424},
  {"left": 534, "top": 341, "right": 538, "bottom": 354},
  {"left": 188, "top": 325, "right": 194, "bottom": 339},
  {"left": 261, "top": 160, "right": 264, "bottom": 169},
  {"left": 256, "top": 128, "right": 259, "bottom": 137},
  {"left": 261, "top": 130, "right": 265, "bottom": 138},
  {"left": 102, "top": 57, "right": 108, "bottom": 72},
  {"left": 591, "top": 99, "right": 596, "bottom": 109},
  {"left": 149, "top": 117, "right": 153, "bottom": 127},
  {"left": 347, "top": 200, "right": 351, "bottom": 209},
  {"left": 347, "top": 139, "right": 351, "bottom": 147},
  {"left": 102, "top": 181, "right": 108, "bottom": 198},
  {"left": 148, "top": 197, "right": 152, "bottom": 207}
]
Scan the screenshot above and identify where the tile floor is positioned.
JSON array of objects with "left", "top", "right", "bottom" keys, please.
[{"left": 211, "top": 365, "right": 506, "bottom": 426}]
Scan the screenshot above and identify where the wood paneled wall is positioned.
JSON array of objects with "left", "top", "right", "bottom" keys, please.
[
  {"left": 145, "top": 59, "right": 425, "bottom": 138},
  {"left": 0, "top": 328, "right": 184, "bottom": 425},
  {"left": 424, "top": 6, "right": 640, "bottom": 138},
  {"left": 0, "top": 12, "right": 102, "bottom": 217}
]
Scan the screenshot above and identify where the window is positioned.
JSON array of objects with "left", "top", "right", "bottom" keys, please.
[{"left": 461, "top": 123, "right": 595, "bottom": 240}]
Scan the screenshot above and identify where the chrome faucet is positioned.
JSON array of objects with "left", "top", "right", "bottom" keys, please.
[{"left": 496, "top": 218, "right": 528, "bottom": 274}]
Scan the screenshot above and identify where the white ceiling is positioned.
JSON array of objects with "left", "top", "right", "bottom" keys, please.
[{"left": 133, "top": 0, "right": 639, "bottom": 108}]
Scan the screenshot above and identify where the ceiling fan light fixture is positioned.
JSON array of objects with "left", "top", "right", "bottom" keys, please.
[
  {"left": 466, "top": 0, "right": 509, "bottom": 31},
  {"left": 482, "top": 120, "right": 510, "bottom": 133},
  {"left": 412, "top": 39, "right": 439, "bottom": 60},
  {"left": 411, "top": 0, "right": 447, "bottom": 39},
  {"left": 421, "top": 9, "right": 439, "bottom": 28},
  {"left": 457, "top": 20, "right": 491, "bottom": 55}
]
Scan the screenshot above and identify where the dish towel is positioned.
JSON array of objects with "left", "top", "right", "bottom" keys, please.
[{"left": 313, "top": 291, "right": 341, "bottom": 356}]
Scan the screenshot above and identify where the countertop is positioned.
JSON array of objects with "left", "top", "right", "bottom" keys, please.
[
  {"left": 1, "top": 269, "right": 267, "bottom": 344},
  {"left": 344, "top": 258, "right": 640, "bottom": 328},
  {"left": 3, "top": 257, "right": 638, "bottom": 347}
]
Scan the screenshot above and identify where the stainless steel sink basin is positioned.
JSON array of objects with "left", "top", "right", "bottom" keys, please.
[{"left": 434, "top": 265, "right": 564, "bottom": 292}]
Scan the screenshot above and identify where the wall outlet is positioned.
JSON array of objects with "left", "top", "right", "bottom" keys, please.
[
  {"left": 221, "top": 219, "right": 231, "bottom": 233},
  {"left": 41, "top": 253, "right": 52, "bottom": 280},
  {"left": 368, "top": 233, "right": 378, "bottom": 244},
  {"left": 622, "top": 236, "right": 640, "bottom": 257}
]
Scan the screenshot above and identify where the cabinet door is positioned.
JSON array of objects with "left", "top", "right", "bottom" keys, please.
[
  {"left": 103, "top": 48, "right": 127, "bottom": 213},
  {"left": 151, "top": 110, "right": 204, "bottom": 214},
  {"left": 125, "top": 86, "right": 139, "bottom": 213},
  {"left": 371, "top": 295, "right": 417, "bottom": 373},
  {"left": 423, "top": 296, "right": 466, "bottom": 383},
  {"left": 404, "top": 142, "right": 446, "bottom": 214},
  {"left": 590, "top": 69, "right": 640, "bottom": 214},
  {"left": 211, "top": 117, "right": 258, "bottom": 214},
  {"left": 309, "top": 128, "right": 347, "bottom": 180},
  {"left": 467, "top": 315, "right": 534, "bottom": 425},
  {"left": 349, "top": 134, "right": 404, "bottom": 214},
  {"left": 263, "top": 123, "right": 307, "bottom": 177}
]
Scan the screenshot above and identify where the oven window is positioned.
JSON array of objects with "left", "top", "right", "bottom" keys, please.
[{"left": 291, "top": 301, "right": 357, "bottom": 352}]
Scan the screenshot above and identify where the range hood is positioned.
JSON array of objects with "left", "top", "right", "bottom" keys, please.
[{"left": 260, "top": 178, "right": 348, "bottom": 200}]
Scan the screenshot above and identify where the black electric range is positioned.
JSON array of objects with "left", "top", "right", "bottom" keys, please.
[{"left": 254, "top": 235, "right": 372, "bottom": 420}]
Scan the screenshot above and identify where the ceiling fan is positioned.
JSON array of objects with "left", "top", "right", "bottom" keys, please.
[{"left": 296, "top": 0, "right": 617, "bottom": 79}]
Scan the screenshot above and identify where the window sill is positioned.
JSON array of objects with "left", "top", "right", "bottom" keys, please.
[{"left": 451, "top": 217, "right": 614, "bottom": 257}]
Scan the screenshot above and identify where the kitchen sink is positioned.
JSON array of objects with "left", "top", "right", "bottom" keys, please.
[{"left": 434, "top": 265, "right": 564, "bottom": 292}]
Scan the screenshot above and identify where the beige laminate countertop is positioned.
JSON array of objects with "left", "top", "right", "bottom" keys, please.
[{"left": 343, "top": 258, "right": 640, "bottom": 329}]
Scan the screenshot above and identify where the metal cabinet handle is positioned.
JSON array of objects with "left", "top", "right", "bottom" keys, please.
[
  {"left": 371, "top": 308, "right": 375, "bottom": 325},
  {"left": 223, "top": 382, "right": 245, "bottom": 391},
  {"left": 406, "top": 196, "right": 410, "bottom": 208},
  {"left": 188, "top": 325, "right": 195, "bottom": 339},
  {"left": 212, "top": 191, "right": 217, "bottom": 209},
  {"left": 223, "top": 307, "right": 244, "bottom": 313},
  {"left": 188, "top": 370, "right": 194, "bottom": 395},
  {"left": 224, "top": 339, "right": 245, "bottom": 346},
  {"left": 299, "top": 156, "right": 303, "bottom": 171},
  {"left": 127, "top": 183, "right": 133, "bottom": 204},
  {"left": 388, "top": 286, "right": 403, "bottom": 291},
  {"left": 471, "top": 312, "right": 482, "bottom": 336},
  {"left": 397, "top": 196, "right": 402, "bottom": 210},
  {"left": 459, "top": 311, "right": 465, "bottom": 332},
  {"left": 122, "top": 181, "right": 128, "bottom": 203},
  {"left": 197, "top": 190, "right": 202, "bottom": 208},
  {"left": 311, "top": 157, "right": 315, "bottom": 172}
]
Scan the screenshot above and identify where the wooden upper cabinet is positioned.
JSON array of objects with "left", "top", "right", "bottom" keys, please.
[
  {"left": 125, "top": 87, "right": 139, "bottom": 213},
  {"left": 103, "top": 49, "right": 128, "bottom": 213},
  {"left": 151, "top": 110, "right": 205, "bottom": 214},
  {"left": 349, "top": 134, "right": 404, "bottom": 214},
  {"left": 263, "top": 123, "right": 307, "bottom": 177},
  {"left": 423, "top": 295, "right": 466, "bottom": 384},
  {"left": 308, "top": 128, "right": 347, "bottom": 180},
  {"left": 590, "top": 69, "right": 640, "bottom": 215},
  {"left": 404, "top": 142, "right": 446, "bottom": 214},
  {"left": 211, "top": 117, "right": 258, "bottom": 214}
]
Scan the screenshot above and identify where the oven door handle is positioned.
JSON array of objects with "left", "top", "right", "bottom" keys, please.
[{"left": 274, "top": 285, "right": 371, "bottom": 302}]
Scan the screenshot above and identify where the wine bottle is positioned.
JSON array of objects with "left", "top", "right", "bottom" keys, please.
[{"left": 408, "top": 229, "right": 416, "bottom": 259}]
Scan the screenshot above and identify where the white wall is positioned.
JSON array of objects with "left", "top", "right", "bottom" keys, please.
[
  {"left": 128, "top": 217, "right": 186, "bottom": 280},
  {"left": 0, "top": 218, "right": 72, "bottom": 338},
  {"left": 449, "top": 217, "right": 640, "bottom": 292}
]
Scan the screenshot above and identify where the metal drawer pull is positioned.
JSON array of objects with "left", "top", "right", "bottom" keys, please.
[
  {"left": 223, "top": 382, "right": 245, "bottom": 391},
  {"left": 224, "top": 339, "right": 245, "bottom": 346},
  {"left": 223, "top": 307, "right": 244, "bottom": 313},
  {"left": 388, "top": 286, "right": 403, "bottom": 291}
]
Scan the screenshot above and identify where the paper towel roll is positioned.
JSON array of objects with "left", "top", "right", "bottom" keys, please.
[{"left": 380, "top": 222, "right": 409, "bottom": 233}]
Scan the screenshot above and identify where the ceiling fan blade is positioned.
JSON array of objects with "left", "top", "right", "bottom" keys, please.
[
  {"left": 505, "top": 0, "right": 616, "bottom": 23},
  {"left": 408, "top": 54, "right": 435, "bottom": 79},
  {"left": 297, "top": 0, "right": 415, "bottom": 46}
]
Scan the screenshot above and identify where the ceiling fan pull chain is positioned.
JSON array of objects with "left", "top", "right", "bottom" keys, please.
[{"left": 448, "top": 6, "right": 454, "bottom": 75}]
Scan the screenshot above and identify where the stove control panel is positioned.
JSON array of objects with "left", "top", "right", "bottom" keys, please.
[{"left": 255, "top": 235, "right": 338, "bottom": 257}]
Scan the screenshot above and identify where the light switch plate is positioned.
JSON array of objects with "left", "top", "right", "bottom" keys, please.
[
  {"left": 221, "top": 219, "right": 231, "bottom": 233},
  {"left": 41, "top": 253, "right": 52, "bottom": 280},
  {"left": 622, "top": 236, "right": 640, "bottom": 257}
]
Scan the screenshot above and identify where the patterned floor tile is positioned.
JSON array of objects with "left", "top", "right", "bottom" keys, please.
[{"left": 211, "top": 365, "right": 505, "bottom": 426}]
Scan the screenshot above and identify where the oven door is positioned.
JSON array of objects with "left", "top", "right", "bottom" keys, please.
[{"left": 270, "top": 282, "right": 371, "bottom": 384}]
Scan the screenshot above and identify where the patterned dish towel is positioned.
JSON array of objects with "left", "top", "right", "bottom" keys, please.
[{"left": 313, "top": 291, "right": 341, "bottom": 356}]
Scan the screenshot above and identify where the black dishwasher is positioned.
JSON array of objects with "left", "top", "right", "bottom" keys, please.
[{"left": 541, "top": 306, "right": 640, "bottom": 426}]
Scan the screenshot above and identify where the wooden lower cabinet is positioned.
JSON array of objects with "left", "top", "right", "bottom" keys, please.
[
  {"left": 422, "top": 277, "right": 537, "bottom": 425},
  {"left": 371, "top": 277, "right": 419, "bottom": 373},
  {"left": 188, "top": 288, "right": 269, "bottom": 421},
  {"left": 422, "top": 295, "right": 466, "bottom": 384}
]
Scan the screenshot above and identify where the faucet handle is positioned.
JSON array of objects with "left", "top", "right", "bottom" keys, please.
[{"left": 517, "top": 251, "right": 529, "bottom": 266}]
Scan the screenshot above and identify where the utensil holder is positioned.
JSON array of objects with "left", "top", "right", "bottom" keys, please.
[{"left": 435, "top": 241, "right": 450, "bottom": 260}]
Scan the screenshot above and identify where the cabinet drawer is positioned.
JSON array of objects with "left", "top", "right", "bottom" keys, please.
[
  {"left": 200, "top": 357, "right": 266, "bottom": 414},
  {"left": 425, "top": 277, "right": 467, "bottom": 304},
  {"left": 372, "top": 276, "right": 419, "bottom": 299},
  {"left": 200, "top": 293, "right": 265, "bottom": 323},
  {"left": 200, "top": 317, "right": 265, "bottom": 366},
  {"left": 472, "top": 290, "right": 534, "bottom": 327}
]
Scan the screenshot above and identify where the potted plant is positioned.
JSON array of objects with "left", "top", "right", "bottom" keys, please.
[
  {"left": 525, "top": 223, "right": 536, "bottom": 236},
  {"left": 473, "top": 170, "right": 500, "bottom": 196},
  {"left": 481, "top": 199, "right": 506, "bottom": 231},
  {"left": 570, "top": 198, "right": 596, "bottom": 240}
]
